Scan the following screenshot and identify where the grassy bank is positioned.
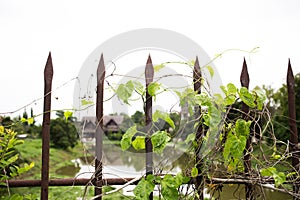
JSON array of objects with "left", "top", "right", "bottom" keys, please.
[
  {"left": 15, "top": 138, "right": 87, "bottom": 179},
  {"left": 1, "top": 138, "right": 128, "bottom": 199}
]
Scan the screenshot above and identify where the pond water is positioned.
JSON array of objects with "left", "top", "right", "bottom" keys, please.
[{"left": 60, "top": 142, "right": 293, "bottom": 199}]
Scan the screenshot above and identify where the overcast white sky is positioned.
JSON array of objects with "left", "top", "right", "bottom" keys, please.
[{"left": 0, "top": 0, "right": 300, "bottom": 122}]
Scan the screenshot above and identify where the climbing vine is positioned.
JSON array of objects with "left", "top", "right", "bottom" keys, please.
[{"left": 112, "top": 57, "right": 298, "bottom": 199}]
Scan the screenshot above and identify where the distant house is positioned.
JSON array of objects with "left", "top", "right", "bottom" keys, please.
[{"left": 81, "top": 116, "right": 124, "bottom": 138}]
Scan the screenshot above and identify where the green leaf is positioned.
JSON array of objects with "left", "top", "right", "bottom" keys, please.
[
  {"left": 120, "top": 126, "right": 137, "bottom": 151},
  {"left": 260, "top": 167, "right": 276, "bottom": 177},
  {"left": 0, "top": 182, "right": 6, "bottom": 186},
  {"left": 147, "top": 82, "right": 161, "bottom": 97},
  {"left": 7, "top": 154, "right": 19, "bottom": 165},
  {"left": 116, "top": 81, "right": 135, "bottom": 104},
  {"left": 227, "top": 83, "right": 237, "bottom": 95},
  {"left": 146, "top": 174, "right": 156, "bottom": 182},
  {"left": 220, "top": 85, "right": 227, "bottom": 95},
  {"left": 23, "top": 162, "right": 35, "bottom": 171},
  {"left": 154, "top": 64, "right": 165, "bottom": 72},
  {"left": 184, "top": 133, "right": 195, "bottom": 144},
  {"left": 287, "top": 172, "right": 297, "bottom": 178},
  {"left": 81, "top": 99, "right": 94, "bottom": 106},
  {"left": 271, "top": 153, "right": 281, "bottom": 160},
  {"left": 223, "top": 131, "right": 235, "bottom": 163},
  {"left": 223, "top": 129, "right": 247, "bottom": 171},
  {"left": 151, "top": 131, "right": 171, "bottom": 154},
  {"left": 224, "top": 95, "right": 236, "bottom": 105},
  {"left": 27, "top": 117, "right": 34, "bottom": 125},
  {"left": 133, "top": 81, "right": 145, "bottom": 95},
  {"left": 9, "top": 166, "right": 18, "bottom": 177},
  {"left": 64, "top": 111, "right": 73, "bottom": 121},
  {"left": 21, "top": 117, "right": 35, "bottom": 125},
  {"left": 239, "top": 87, "right": 256, "bottom": 108},
  {"left": 133, "top": 178, "right": 155, "bottom": 200},
  {"left": 206, "top": 65, "right": 214, "bottom": 77},
  {"left": 260, "top": 167, "right": 286, "bottom": 187},
  {"left": 235, "top": 119, "right": 251, "bottom": 137},
  {"left": 191, "top": 167, "right": 198, "bottom": 178},
  {"left": 195, "top": 93, "right": 212, "bottom": 107},
  {"left": 161, "top": 174, "right": 179, "bottom": 200},
  {"left": 252, "top": 86, "right": 267, "bottom": 110},
  {"left": 0, "top": 126, "right": 4, "bottom": 133},
  {"left": 174, "top": 172, "right": 190, "bottom": 187},
  {"left": 152, "top": 110, "right": 175, "bottom": 129},
  {"left": 132, "top": 136, "right": 146, "bottom": 150},
  {"left": 274, "top": 172, "right": 286, "bottom": 187}
]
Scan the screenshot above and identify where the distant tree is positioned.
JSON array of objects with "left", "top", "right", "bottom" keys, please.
[
  {"left": 131, "top": 111, "right": 145, "bottom": 131},
  {"left": 50, "top": 111, "right": 78, "bottom": 149},
  {"left": 0, "top": 116, "right": 13, "bottom": 127},
  {"left": 21, "top": 109, "right": 29, "bottom": 133},
  {"left": 265, "top": 73, "right": 300, "bottom": 142},
  {"left": 131, "top": 111, "right": 145, "bottom": 126}
]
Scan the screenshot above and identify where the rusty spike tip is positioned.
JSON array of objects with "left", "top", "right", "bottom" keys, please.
[
  {"left": 287, "top": 58, "right": 293, "bottom": 74},
  {"left": 44, "top": 52, "right": 53, "bottom": 74},
  {"left": 45, "top": 52, "right": 52, "bottom": 65},
  {"left": 46, "top": 52, "right": 52, "bottom": 63},
  {"left": 97, "top": 53, "right": 105, "bottom": 83},
  {"left": 194, "top": 56, "right": 200, "bottom": 70},
  {"left": 287, "top": 59, "right": 294, "bottom": 82},
  {"left": 240, "top": 57, "right": 250, "bottom": 88},
  {"left": 147, "top": 54, "right": 152, "bottom": 65},
  {"left": 194, "top": 56, "right": 199, "bottom": 66},
  {"left": 193, "top": 56, "right": 201, "bottom": 78},
  {"left": 98, "top": 53, "right": 104, "bottom": 68},
  {"left": 242, "top": 58, "right": 248, "bottom": 69}
]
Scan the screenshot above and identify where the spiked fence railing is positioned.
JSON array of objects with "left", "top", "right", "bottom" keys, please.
[{"left": 1, "top": 53, "right": 299, "bottom": 200}]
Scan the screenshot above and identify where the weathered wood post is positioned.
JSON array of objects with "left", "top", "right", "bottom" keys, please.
[
  {"left": 193, "top": 57, "right": 204, "bottom": 200},
  {"left": 145, "top": 55, "right": 154, "bottom": 200},
  {"left": 287, "top": 59, "right": 299, "bottom": 200},
  {"left": 41, "top": 52, "right": 53, "bottom": 200},
  {"left": 95, "top": 53, "right": 105, "bottom": 199},
  {"left": 240, "top": 58, "right": 254, "bottom": 200}
]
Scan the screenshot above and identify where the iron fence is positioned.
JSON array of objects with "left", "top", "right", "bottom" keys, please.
[{"left": 1, "top": 52, "right": 299, "bottom": 200}]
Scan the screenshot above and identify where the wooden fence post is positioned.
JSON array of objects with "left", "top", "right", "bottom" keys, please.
[
  {"left": 94, "top": 53, "right": 105, "bottom": 199},
  {"left": 193, "top": 56, "right": 204, "bottom": 200},
  {"left": 41, "top": 52, "right": 53, "bottom": 200},
  {"left": 287, "top": 59, "right": 299, "bottom": 200},
  {"left": 145, "top": 55, "right": 154, "bottom": 200},
  {"left": 240, "top": 58, "right": 254, "bottom": 200}
]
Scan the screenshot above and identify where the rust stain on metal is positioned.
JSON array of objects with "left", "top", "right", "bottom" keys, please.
[
  {"left": 3, "top": 178, "right": 138, "bottom": 187},
  {"left": 41, "top": 52, "right": 53, "bottom": 200},
  {"left": 94, "top": 53, "right": 105, "bottom": 199},
  {"left": 145, "top": 54, "right": 154, "bottom": 200}
]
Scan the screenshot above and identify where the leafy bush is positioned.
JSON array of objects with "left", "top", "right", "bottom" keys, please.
[{"left": 50, "top": 118, "right": 78, "bottom": 149}]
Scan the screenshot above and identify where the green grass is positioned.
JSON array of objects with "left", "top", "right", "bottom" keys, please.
[
  {"left": 0, "top": 138, "right": 99, "bottom": 199},
  {"left": 1, "top": 186, "right": 131, "bottom": 200},
  {"left": 14, "top": 139, "right": 90, "bottom": 180}
]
